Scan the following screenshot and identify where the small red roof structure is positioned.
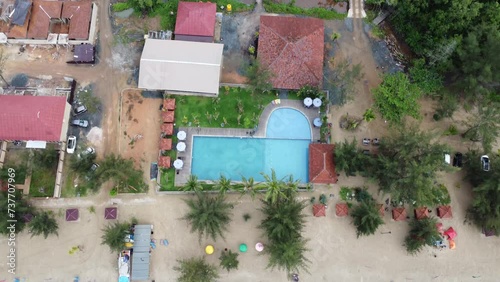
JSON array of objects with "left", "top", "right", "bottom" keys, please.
[
  {"left": 161, "top": 123, "right": 174, "bottom": 135},
  {"left": 392, "top": 207, "right": 406, "bottom": 221},
  {"left": 414, "top": 207, "right": 429, "bottom": 220},
  {"left": 258, "top": 16, "right": 324, "bottom": 90},
  {"left": 0, "top": 95, "right": 68, "bottom": 142},
  {"left": 162, "top": 111, "right": 175, "bottom": 123},
  {"left": 313, "top": 204, "right": 326, "bottom": 217},
  {"left": 158, "top": 156, "right": 171, "bottom": 168},
  {"left": 163, "top": 99, "right": 176, "bottom": 110},
  {"left": 377, "top": 204, "right": 385, "bottom": 217},
  {"left": 104, "top": 207, "right": 117, "bottom": 220},
  {"left": 437, "top": 205, "right": 452, "bottom": 219},
  {"left": 66, "top": 209, "right": 79, "bottom": 221},
  {"left": 309, "top": 144, "right": 337, "bottom": 184},
  {"left": 175, "top": 1, "right": 216, "bottom": 42},
  {"left": 28, "top": 0, "right": 63, "bottom": 39},
  {"left": 160, "top": 138, "right": 173, "bottom": 150},
  {"left": 62, "top": 1, "right": 93, "bottom": 40},
  {"left": 444, "top": 227, "right": 457, "bottom": 240},
  {"left": 335, "top": 203, "right": 348, "bottom": 217}
]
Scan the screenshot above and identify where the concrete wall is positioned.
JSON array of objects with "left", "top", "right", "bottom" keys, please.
[{"left": 174, "top": 34, "right": 213, "bottom": 43}]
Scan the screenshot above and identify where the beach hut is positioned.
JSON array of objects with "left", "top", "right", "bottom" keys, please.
[
  {"left": 160, "top": 138, "right": 173, "bottom": 151},
  {"left": 444, "top": 227, "right": 457, "bottom": 240},
  {"left": 437, "top": 205, "right": 452, "bottom": 219},
  {"left": 414, "top": 207, "right": 429, "bottom": 220},
  {"left": 158, "top": 156, "right": 171, "bottom": 168},
  {"left": 161, "top": 123, "right": 174, "bottom": 135},
  {"left": 66, "top": 209, "right": 79, "bottom": 221},
  {"left": 163, "top": 99, "right": 176, "bottom": 110},
  {"left": 313, "top": 204, "right": 326, "bottom": 217},
  {"left": 392, "top": 207, "right": 406, "bottom": 221},
  {"left": 335, "top": 203, "right": 348, "bottom": 217},
  {"left": 161, "top": 111, "right": 175, "bottom": 123},
  {"left": 105, "top": 207, "right": 117, "bottom": 220}
]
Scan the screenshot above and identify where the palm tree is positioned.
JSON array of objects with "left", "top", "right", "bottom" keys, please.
[
  {"left": 174, "top": 257, "right": 219, "bottom": 282},
  {"left": 219, "top": 250, "right": 239, "bottom": 272},
  {"left": 0, "top": 191, "right": 34, "bottom": 235},
  {"left": 183, "top": 175, "right": 203, "bottom": 193},
  {"left": 260, "top": 196, "right": 307, "bottom": 243},
  {"left": 215, "top": 174, "right": 232, "bottom": 196},
  {"left": 284, "top": 175, "right": 300, "bottom": 199},
  {"left": 266, "top": 237, "right": 310, "bottom": 275},
  {"left": 182, "top": 193, "right": 233, "bottom": 241},
  {"left": 29, "top": 211, "right": 59, "bottom": 239},
  {"left": 404, "top": 217, "right": 441, "bottom": 255},
  {"left": 101, "top": 221, "right": 131, "bottom": 253},
  {"left": 463, "top": 102, "right": 500, "bottom": 152},
  {"left": 240, "top": 175, "right": 258, "bottom": 200},
  {"left": 261, "top": 169, "right": 286, "bottom": 204},
  {"left": 351, "top": 201, "right": 384, "bottom": 237}
]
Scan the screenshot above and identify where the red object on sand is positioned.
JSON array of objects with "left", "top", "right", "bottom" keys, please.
[
  {"left": 313, "top": 204, "right": 326, "bottom": 217},
  {"left": 414, "top": 207, "right": 429, "bottom": 220},
  {"left": 444, "top": 227, "right": 457, "bottom": 240},
  {"left": 335, "top": 203, "right": 348, "bottom": 217},
  {"left": 437, "top": 205, "right": 452, "bottom": 219},
  {"left": 392, "top": 207, "right": 406, "bottom": 221}
]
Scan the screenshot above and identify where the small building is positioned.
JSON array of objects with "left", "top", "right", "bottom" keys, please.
[
  {"left": 131, "top": 225, "right": 152, "bottom": 281},
  {"left": 0, "top": 95, "right": 71, "bottom": 147},
  {"left": 257, "top": 15, "right": 325, "bottom": 90},
  {"left": 67, "top": 43, "right": 95, "bottom": 64},
  {"left": 138, "top": 39, "right": 223, "bottom": 95},
  {"left": 174, "top": 1, "right": 216, "bottom": 43},
  {"left": 308, "top": 144, "right": 337, "bottom": 184}
]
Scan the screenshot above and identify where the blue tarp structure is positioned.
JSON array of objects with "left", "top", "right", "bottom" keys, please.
[
  {"left": 150, "top": 162, "right": 158, "bottom": 180},
  {"left": 11, "top": 0, "right": 31, "bottom": 26}
]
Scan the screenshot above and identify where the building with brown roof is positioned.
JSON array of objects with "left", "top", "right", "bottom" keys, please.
[
  {"left": 308, "top": 144, "right": 337, "bottom": 184},
  {"left": 62, "top": 1, "right": 92, "bottom": 40},
  {"left": 175, "top": 1, "right": 216, "bottom": 43},
  {"left": 257, "top": 15, "right": 324, "bottom": 90},
  {"left": 27, "top": 0, "right": 63, "bottom": 39}
]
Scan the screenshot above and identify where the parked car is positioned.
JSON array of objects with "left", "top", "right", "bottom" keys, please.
[
  {"left": 67, "top": 136, "right": 77, "bottom": 154},
  {"left": 77, "top": 147, "right": 95, "bottom": 159},
  {"left": 453, "top": 153, "right": 463, "bottom": 167},
  {"left": 73, "top": 105, "right": 87, "bottom": 116},
  {"left": 71, "top": 119, "right": 89, "bottom": 128},
  {"left": 481, "top": 155, "right": 490, "bottom": 171},
  {"left": 90, "top": 163, "right": 100, "bottom": 172},
  {"left": 444, "top": 154, "right": 451, "bottom": 165}
]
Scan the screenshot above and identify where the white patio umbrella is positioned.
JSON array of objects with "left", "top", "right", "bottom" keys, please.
[
  {"left": 313, "top": 117, "right": 323, "bottom": 127},
  {"left": 173, "top": 159, "right": 184, "bottom": 169},
  {"left": 313, "top": 98, "right": 322, "bottom": 108},
  {"left": 177, "top": 131, "right": 187, "bottom": 141},
  {"left": 255, "top": 242, "right": 264, "bottom": 252},
  {"left": 176, "top": 142, "right": 186, "bottom": 152},
  {"left": 303, "top": 97, "right": 313, "bottom": 107}
]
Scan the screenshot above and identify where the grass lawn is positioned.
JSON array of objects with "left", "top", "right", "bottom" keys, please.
[
  {"left": 172, "top": 87, "right": 275, "bottom": 129},
  {"left": 30, "top": 168, "right": 56, "bottom": 197},
  {"left": 159, "top": 169, "right": 176, "bottom": 191},
  {"left": 263, "top": 0, "right": 346, "bottom": 20},
  {"left": 0, "top": 164, "right": 27, "bottom": 184},
  {"left": 61, "top": 170, "right": 77, "bottom": 198}
]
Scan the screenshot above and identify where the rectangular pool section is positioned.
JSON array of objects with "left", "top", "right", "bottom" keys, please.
[{"left": 192, "top": 136, "right": 310, "bottom": 183}]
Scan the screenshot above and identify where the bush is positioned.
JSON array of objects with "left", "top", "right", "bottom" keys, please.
[
  {"left": 263, "top": 0, "right": 345, "bottom": 20},
  {"left": 112, "top": 2, "right": 131, "bottom": 12}
]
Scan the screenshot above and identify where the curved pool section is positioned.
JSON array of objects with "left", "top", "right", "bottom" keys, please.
[{"left": 191, "top": 108, "right": 311, "bottom": 182}]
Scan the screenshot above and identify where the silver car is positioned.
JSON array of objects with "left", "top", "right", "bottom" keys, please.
[
  {"left": 481, "top": 155, "right": 490, "bottom": 172},
  {"left": 71, "top": 119, "right": 89, "bottom": 128}
]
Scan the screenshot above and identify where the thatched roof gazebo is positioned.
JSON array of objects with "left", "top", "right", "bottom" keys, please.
[
  {"left": 160, "top": 138, "right": 172, "bottom": 151},
  {"left": 335, "top": 203, "right": 348, "bottom": 217},
  {"left": 392, "top": 207, "right": 406, "bottom": 221},
  {"left": 313, "top": 204, "right": 326, "bottom": 217},
  {"left": 414, "top": 207, "right": 429, "bottom": 220},
  {"left": 163, "top": 98, "right": 176, "bottom": 110},
  {"left": 437, "top": 205, "right": 452, "bottom": 219}
]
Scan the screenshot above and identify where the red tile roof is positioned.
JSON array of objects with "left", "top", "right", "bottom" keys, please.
[
  {"left": 335, "top": 203, "right": 348, "bottom": 217},
  {"left": 162, "top": 111, "right": 175, "bottom": 123},
  {"left": 414, "top": 207, "right": 429, "bottom": 220},
  {"left": 392, "top": 207, "right": 406, "bottom": 221},
  {"left": 160, "top": 138, "right": 172, "bottom": 150},
  {"left": 161, "top": 123, "right": 174, "bottom": 135},
  {"left": 62, "top": 1, "right": 92, "bottom": 40},
  {"left": 158, "top": 156, "right": 171, "bottom": 168},
  {"left": 27, "top": 0, "right": 63, "bottom": 39},
  {"left": 313, "top": 204, "right": 326, "bottom": 217},
  {"left": 258, "top": 16, "right": 324, "bottom": 90},
  {"left": 437, "top": 205, "right": 452, "bottom": 219},
  {"left": 175, "top": 2, "right": 216, "bottom": 37},
  {"left": 0, "top": 95, "right": 67, "bottom": 141},
  {"left": 163, "top": 99, "right": 176, "bottom": 110},
  {"left": 309, "top": 144, "right": 337, "bottom": 184}
]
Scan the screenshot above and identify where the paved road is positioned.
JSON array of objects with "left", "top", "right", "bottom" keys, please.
[{"left": 348, "top": 0, "right": 367, "bottom": 18}]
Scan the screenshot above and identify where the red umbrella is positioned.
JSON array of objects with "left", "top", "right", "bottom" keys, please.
[
  {"left": 437, "top": 205, "right": 452, "bottom": 219},
  {"left": 392, "top": 207, "right": 406, "bottom": 221},
  {"left": 414, "top": 207, "right": 429, "bottom": 220},
  {"left": 160, "top": 138, "right": 172, "bottom": 150},
  {"left": 158, "top": 156, "right": 171, "bottom": 168},
  {"left": 163, "top": 99, "right": 176, "bottom": 110},
  {"left": 335, "top": 203, "right": 348, "bottom": 217},
  {"left": 313, "top": 204, "right": 326, "bottom": 217},
  {"left": 162, "top": 111, "right": 175, "bottom": 123},
  {"left": 161, "top": 123, "right": 174, "bottom": 135},
  {"left": 444, "top": 227, "right": 457, "bottom": 240}
]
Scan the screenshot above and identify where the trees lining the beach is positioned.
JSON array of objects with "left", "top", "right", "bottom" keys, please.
[
  {"left": 334, "top": 138, "right": 370, "bottom": 176},
  {"left": 101, "top": 219, "right": 136, "bottom": 253},
  {"left": 0, "top": 191, "right": 34, "bottom": 235},
  {"left": 351, "top": 201, "right": 384, "bottom": 238},
  {"left": 404, "top": 217, "right": 442, "bottom": 255},
  {"left": 182, "top": 193, "right": 233, "bottom": 241},
  {"left": 174, "top": 257, "right": 219, "bottom": 282},
  {"left": 219, "top": 250, "right": 239, "bottom": 272},
  {"left": 28, "top": 210, "right": 59, "bottom": 239}
]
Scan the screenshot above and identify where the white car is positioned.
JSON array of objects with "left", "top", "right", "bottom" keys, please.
[
  {"left": 67, "top": 136, "right": 77, "bottom": 154},
  {"left": 481, "top": 155, "right": 490, "bottom": 172}
]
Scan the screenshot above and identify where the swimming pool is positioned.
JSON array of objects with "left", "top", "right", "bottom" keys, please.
[{"left": 191, "top": 108, "right": 311, "bottom": 182}]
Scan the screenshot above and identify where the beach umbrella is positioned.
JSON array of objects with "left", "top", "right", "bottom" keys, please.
[
  {"left": 177, "top": 130, "right": 187, "bottom": 141},
  {"left": 177, "top": 142, "right": 186, "bottom": 152},
  {"left": 303, "top": 97, "right": 312, "bottom": 107},
  {"left": 313, "top": 117, "right": 322, "bottom": 127},
  {"left": 239, "top": 243, "right": 247, "bottom": 253},
  {"left": 173, "top": 159, "right": 184, "bottom": 169},
  {"left": 255, "top": 242, "right": 264, "bottom": 252},
  {"left": 313, "top": 98, "right": 322, "bottom": 108},
  {"left": 205, "top": 245, "right": 214, "bottom": 255}
]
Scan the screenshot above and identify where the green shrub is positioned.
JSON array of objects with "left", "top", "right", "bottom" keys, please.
[
  {"left": 112, "top": 2, "right": 131, "bottom": 12},
  {"left": 263, "top": 0, "right": 345, "bottom": 20},
  {"left": 444, "top": 124, "right": 459, "bottom": 136}
]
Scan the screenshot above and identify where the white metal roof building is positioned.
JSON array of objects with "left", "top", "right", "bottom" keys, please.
[
  {"left": 138, "top": 39, "right": 224, "bottom": 95},
  {"left": 131, "top": 225, "right": 152, "bottom": 281}
]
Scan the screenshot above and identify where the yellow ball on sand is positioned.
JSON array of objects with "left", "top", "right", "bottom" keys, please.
[{"left": 205, "top": 245, "right": 214, "bottom": 255}]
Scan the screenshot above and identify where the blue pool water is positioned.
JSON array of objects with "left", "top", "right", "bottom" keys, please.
[{"left": 191, "top": 108, "right": 311, "bottom": 182}]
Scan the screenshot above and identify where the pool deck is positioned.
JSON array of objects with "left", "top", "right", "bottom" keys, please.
[{"left": 174, "top": 100, "right": 322, "bottom": 186}]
